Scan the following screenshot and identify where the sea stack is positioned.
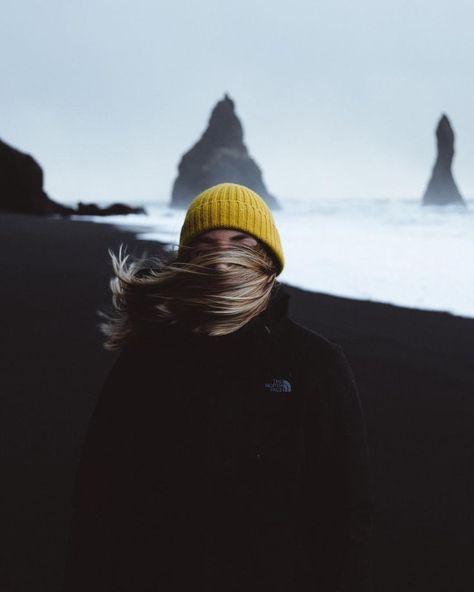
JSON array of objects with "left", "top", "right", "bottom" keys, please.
[
  {"left": 0, "top": 138, "right": 74, "bottom": 215},
  {"left": 170, "top": 93, "right": 279, "bottom": 209},
  {"left": 422, "top": 114, "right": 465, "bottom": 206}
]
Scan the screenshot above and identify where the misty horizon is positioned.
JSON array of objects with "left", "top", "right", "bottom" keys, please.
[{"left": 2, "top": 0, "right": 473, "bottom": 204}]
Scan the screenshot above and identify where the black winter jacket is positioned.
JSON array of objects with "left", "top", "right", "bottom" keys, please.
[{"left": 63, "top": 287, "right": 373, "bottom": 592}]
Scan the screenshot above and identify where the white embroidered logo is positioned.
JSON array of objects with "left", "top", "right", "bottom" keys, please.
[{"left": 264, "top": 378, "right": 292, "bottom": 393}]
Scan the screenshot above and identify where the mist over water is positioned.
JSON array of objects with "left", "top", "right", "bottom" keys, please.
[{"left": 77, "top": 197, "right": 474, "bottom": 319}]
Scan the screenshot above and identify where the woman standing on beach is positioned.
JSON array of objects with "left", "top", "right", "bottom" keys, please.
[{"left": 63, "top": 182, "right": 373, "bottom": 591}]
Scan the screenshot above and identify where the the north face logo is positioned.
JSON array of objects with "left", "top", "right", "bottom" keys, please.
[{"left": 264, "top": 378, "right": 292, "bottom": 393}]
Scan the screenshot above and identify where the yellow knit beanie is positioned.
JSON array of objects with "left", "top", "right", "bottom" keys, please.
[{"left": 178, "top": 183, "right": 284, "bottom": 274}]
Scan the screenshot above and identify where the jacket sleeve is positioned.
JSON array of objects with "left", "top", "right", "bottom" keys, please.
[
  {"left": 325, "top": 344, "right": 374, "bottom": 592},
  {"left": 62, "top": 339, "right": 145, "bottom": 591}
]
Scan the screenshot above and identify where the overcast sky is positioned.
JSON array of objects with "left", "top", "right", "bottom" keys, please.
[{"left": 1, "top": 0, "right": 473, "bottom": 205}]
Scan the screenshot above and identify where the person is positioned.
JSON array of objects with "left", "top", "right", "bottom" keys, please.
[{"left": 63, "top": 182, "right": 374, "bottom": 592}]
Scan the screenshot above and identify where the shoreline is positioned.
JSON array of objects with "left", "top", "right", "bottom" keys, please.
[
  {"left": 69, "top": 201, "right": 474, "bottom": 321},
  {"left": 64, "top": 209, "right": 474, "bottom": 322}
]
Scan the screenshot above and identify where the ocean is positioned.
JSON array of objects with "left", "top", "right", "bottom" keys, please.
[{"left": 73, "top": 196, "right": 474, "bottom": 319}]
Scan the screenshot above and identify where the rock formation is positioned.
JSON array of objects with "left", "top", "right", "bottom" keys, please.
[
  {"left": 170, "top": 93, "right": 279, "bottom": 209},
  {"left": 0, "top": 137, "right": 146, "bottom": 217},
  {"left": 422, "top": 114, "right": 465, "bottom": 206},
  {"left": 0, "top": 138, "right": 74, "bottom": 215},
  {"left": 76, "top": 202, "right": 146, "bottom": 216}
]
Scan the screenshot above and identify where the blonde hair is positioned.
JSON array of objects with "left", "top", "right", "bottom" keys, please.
[{"left": 98, "top": 241, "right": 278, "bottom": 351}]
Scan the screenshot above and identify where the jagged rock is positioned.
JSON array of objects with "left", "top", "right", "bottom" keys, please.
[
  {"left": 0, "top": 137, "right": 147, "bottom": 217},
  {"left": 170, "top": 93, "right": 279, "bottom": 209},
  {"left": 422, "top": 114, "right": 465, "bottom": 206},
  {"left": 0, "top": 138, "right": 74, "bottom": 215},
  {"left": 76, "top": 202, "right": 146, "bottom": 216}
]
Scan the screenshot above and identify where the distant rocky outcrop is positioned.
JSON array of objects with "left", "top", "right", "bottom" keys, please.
[
  {"left": 76, "top": 202, "right": 146, "bottom": 216},
  {"left": 170, "top": 93, "right": 279, "bottom": 209},
  {"left": 0, "top": 138, "right": 146, "bottom": 217},
  {"left": 422, "top": 114, "right": 465, "bottom": 206},
  {"left": 0, "top": 138, "right": 74, "bottom": 215}
]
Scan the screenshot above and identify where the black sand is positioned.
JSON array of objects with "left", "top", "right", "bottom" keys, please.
[{"left": 0, "top": 212, "right": 473, "bottom": 591}]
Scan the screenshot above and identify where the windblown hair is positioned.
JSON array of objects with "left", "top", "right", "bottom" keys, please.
[{"left": 98, "top": 241, "right": 278, "bottom": 351}]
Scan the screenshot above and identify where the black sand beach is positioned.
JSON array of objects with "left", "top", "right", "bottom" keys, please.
[{"left": 1, "top": 211, "right": 473, "bottom": 591}]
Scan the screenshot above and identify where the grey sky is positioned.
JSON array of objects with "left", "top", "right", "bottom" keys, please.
[{"left": 1, "top": 0, "right": 473, "bottom": 204}]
